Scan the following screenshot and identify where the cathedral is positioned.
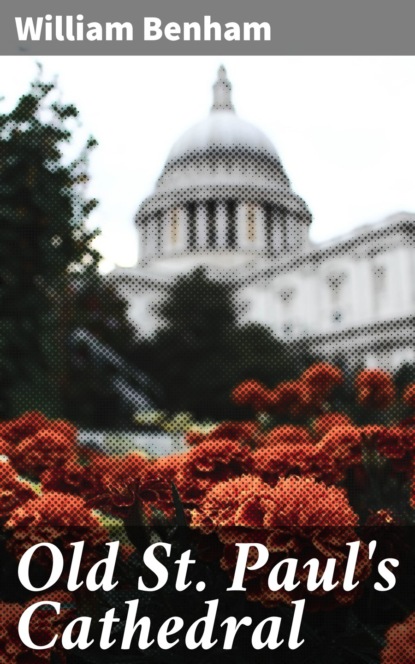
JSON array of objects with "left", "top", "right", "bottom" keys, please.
[{"left": 112, "top": 66, "right": 415, "bottom": 371}]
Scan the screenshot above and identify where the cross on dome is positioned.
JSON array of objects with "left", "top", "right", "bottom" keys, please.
[{"left": 211, "top": 65, "right": 235, "bottom": 112}]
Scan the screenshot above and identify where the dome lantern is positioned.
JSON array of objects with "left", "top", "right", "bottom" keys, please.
[{"left": 211, "top": 65, "right": 235, "bottom": 112}]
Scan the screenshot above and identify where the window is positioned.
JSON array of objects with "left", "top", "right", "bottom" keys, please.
[
  {"left": 170, "top": 208, "right": 180, "bottom": 246},
  {"left": 246, "top": 204, "right": 256, "bottom": 242},
  {"left": 278, "top": 287, "right": 295, "bottom": 305},
  {"left": 326, "top": 272, "right": 346, "bottom": 303},
  {"left": 372, "top": 264, "right": 387, "bottom": 312}
]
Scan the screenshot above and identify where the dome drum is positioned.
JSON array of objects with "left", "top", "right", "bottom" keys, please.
[{"left": 137, "top": 196, "right": 309, "bottom": 264}]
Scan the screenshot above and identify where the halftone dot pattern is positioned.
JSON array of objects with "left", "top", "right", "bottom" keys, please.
[{"left": 0, "top": 66, "right": 414, "bottom": 660}]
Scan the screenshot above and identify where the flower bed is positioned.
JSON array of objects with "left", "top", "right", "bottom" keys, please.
[{"left": 0, "top": 363, "right": 414, "bottom": 661}]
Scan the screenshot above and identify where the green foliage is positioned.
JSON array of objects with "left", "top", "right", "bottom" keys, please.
[
  {"left": 134, "top": 267, "right": 308, "bottom": 420},
  {"left": 0, "top": 73, "right": 134, "bottom": 422}
]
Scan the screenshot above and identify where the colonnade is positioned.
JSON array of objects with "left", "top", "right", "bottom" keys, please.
[{"left": 139, "top": 200, "right": 304, "bottom": 260}]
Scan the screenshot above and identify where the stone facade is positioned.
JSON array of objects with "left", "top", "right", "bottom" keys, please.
[{"left": 111, "top": 67, "right": 415, "bottom": 370}]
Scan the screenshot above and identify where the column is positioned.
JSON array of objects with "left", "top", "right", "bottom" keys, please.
[
  {"left": 272, "top": 208, "right": 283, "bottom": 254},
  {"left": 216, "top": 201, "right": 228, "bottom": 248},
  {"left": 196, "top": 202, "right": 208, "bottom": 249}
]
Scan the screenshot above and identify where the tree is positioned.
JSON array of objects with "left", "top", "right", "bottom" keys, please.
[
  {"left": 134, "top": 267, "right": 308, "bottom": 420},
  {"left": 0, "top": 72, "right": 135, "bottom": 422}
]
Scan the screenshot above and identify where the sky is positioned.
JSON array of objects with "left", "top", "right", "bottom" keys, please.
[{"left": 1, "top": 56, "right": 414, "bottom": 271}]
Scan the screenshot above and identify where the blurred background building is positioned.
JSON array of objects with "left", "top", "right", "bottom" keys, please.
[{"left": 112, "top": 66, "right": 415, "bottom": 371}]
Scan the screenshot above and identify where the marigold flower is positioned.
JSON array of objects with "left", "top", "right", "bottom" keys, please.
[
  {"left": 355, "top": 368, "right": 396, "bottom": 409},
  {"left": 231, "top": 380, "right": 271, "bottom": 411},
  {"left": 0, "top": 412, "right": 48, "bottom": 445},
  {"left": 8, "top": 421, "right": 77, "bottom": 478},
  {"left": 261, "top": 425, "right": 312, "bottom": 447},
  {"left": 403, "top": 383, "right": 415, "bottom": 408},
  {"left": 176, "top": 439, "right": 253, "bottom": 508},
  {"left": 185, "top": 430, "right": 208, "bottom": 446},
  {"left": 192, "top": 475, "right": 369, "bottom": 610},
  {"left": 191, "top": 474, "right": 274, "bottom": 535},
  {"left": 88, "top": 452, "right": 153, "bottom": 518},
  {"left": 89, "top": 453, "right": 179, "bottom": 520},
  {"left": 311, "top": 425, "right": 363, "bottom": 484},
  {"left": 41, "top": 460, "right": 101, "bottom": 501},
  {"left": 410, "top": 475, "right": 415, "bottom": 510},
  {"left": 91, "top": 451, "right": 149, "bottom": 483},
  {"left": 313, "top": 413, "right": 353, "bottom": 439},
  {"left": 0, "top": 460, "right": 36, "bottom": 521},
  {"left": 381, "top": 612, "right": 415, "bottom": 664},
  {"left": 268, "top": 381, "right": 307, "bottom": 417},
  {"left": 207, "top": 421, "right": 259, "bottom": 445},
  {"left": 375, "top": 426, "right": 415, "bottom": 461},
  {"left": 301, "top": 362, "right": 343, "bottom": 388},
  {"left": 0, "top": 591, "right": 75, "bottom": 663},
  {"left": 300, "top": 363, "right": 343, "bottom": 407},
  {"left": 252, "top": 444, "right": 313, "bottom": 484},
  {"left": 5, "top": 492, "right": 109, "bottom": 575}
]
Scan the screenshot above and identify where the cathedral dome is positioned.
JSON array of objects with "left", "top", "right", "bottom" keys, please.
[
  {"left": 168, "top": 110, "right": 277, "bottom": 162},
  {"left": 135, "top": 66, "right": 311, "bottom": 268}
]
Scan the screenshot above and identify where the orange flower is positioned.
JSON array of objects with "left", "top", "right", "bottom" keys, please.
[
  {"left": 231, "top": 380, "right": 271, "bottom": 411},
  {"left": 91, "top": 451, "right": 149, "bottom": 483},
  {"left": 176, "top": 439, "right": 253, "bottom": 507},
  {"left": 185, "top": 430, "right": 208, "bottom": 446},
  {"left": 403, "top": 383, "right": 415, "bottom": 408},
  {"left": 355, "top": 368, "right": 396, "bottom": 409},
  {"left": 410, "top": 474, "right": 415, "bottom": 510},
  {"left": 300, "top": 363, "right": 343, "bottom": 407},
  {"left": 5, "top": 492, "right": 109, "bottom": 576},
  {"left": 252, "top": 444, "right": 313, "bottom": 484},
  {"left": 192, "top": 475, "right": 369, "bottom": 610},
  {"left": 41, "top": 460, "right": 101, "bottom": 501},
  {"left": 381, "top": 612, "right": 415, "bottom": 664},
  {"left": 376, "top": 426, "right": 414, "bottom": 459},
  {"left": 207, "top": 421, "right": 259, "bottom": 445},
  {"left": 191, "top": 474, "right": 274, "bottom": 535},
  {"left": 89, "top": 452, "right": 180, "bottom": 519},
  {"left": 0, "top": 460, "right": 35, "bottom": 521},
  {"left": 0, "top": 412, "right": 48, "bottom": 445},
  {"left": 311, "top": 425, "right": 363, "bottom": 484},
  {"left": 0, "top": 591, "right": 75, "bottom": 663},
  {"left": 89, "top": 452, "right": 153, "bottom": 518},
  {"left": 268, "top": 381, "right": 307, "bottom": 417},
  {"left": 8, "top": 421, "right": 77, "bottom": 478},
  {"left": 313, "top": 413, "right": 353, "bottom": 439},
  {"left": 261, "top": 425, "right": 312, "bottom": 447}
]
